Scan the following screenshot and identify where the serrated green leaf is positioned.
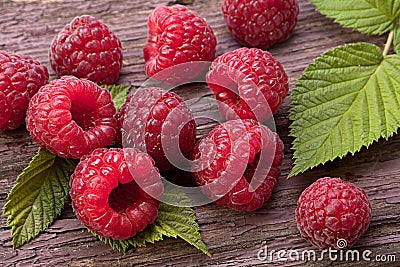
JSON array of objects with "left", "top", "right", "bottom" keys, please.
[
  {"left": 90, "top": 222, "right": 168, "bottom": 252},
  {"left": 100, "top": 84, "right": 131, "bottom": 111},
  {"left": 156, "top": 197, "right": 210, "bottom": 256},
  {"left": 311, "top": 0, "right": 400, "bottom": 35},
  {"left": 91, "top": 188, "right": 210, "bottom": 256},
  {"left": 3, "top": 148, "right": 76, "bottom": 248},
  {"left": 394, "top": 25, "right": 400, "bottom": 54},
  {"left": 289, "top": 43, "right": 400, "bottom": 177}
]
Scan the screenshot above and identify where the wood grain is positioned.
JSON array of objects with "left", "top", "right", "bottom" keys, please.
[{"left": 0, "top": 0, "right": 399, "bottom": 266}]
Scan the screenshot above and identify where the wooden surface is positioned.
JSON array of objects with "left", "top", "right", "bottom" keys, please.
[{"left": 0, "top": 0, "right": 399, "bottom": 266}]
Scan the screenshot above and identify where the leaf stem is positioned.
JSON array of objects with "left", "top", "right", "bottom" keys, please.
[{"left": 383, "top": 30, "right": 394, "bottom": 56}]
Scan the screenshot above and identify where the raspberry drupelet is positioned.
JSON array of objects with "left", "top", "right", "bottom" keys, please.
[
  {"left": 26, "top": 76, "right": 117, "bottom": 159},
  {"left": 191, "top": 119, "right": 284, "bottom": 211},
  {"left": 70, "top": 148, "right": 164, "bottom": 240},
  {"left": 117, "top": 87, "right": 196, "bottom": 172},
  {"left": 144, "top": 5, "right": 216, "bottom": 83},
  {"left": 206, "top": 47, "right": 288, "bottom": 122},
  {"left": 49, "top": 15, "right": 122, "bottom": 85},
  {"left": 296, "top": 177, "right": 372, "bottom": 249},
  {"left": 222, "top": 0, "right": 299, "bottom": 49},
  {"left": 0, "top": 50, "right": 48, "bottom": 131}
]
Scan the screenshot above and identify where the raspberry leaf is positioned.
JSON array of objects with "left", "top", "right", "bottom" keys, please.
[
  {"left": 155, "top": 190, "right": 211, "bottom": 256},
  {"left": 101, "top": 84, "right": 131, "bottom": 111},
  {"left": 289, "top": 43, "right": 400, "bottom": 177},
  {"left": 91, "top": 188, "right": 210, "bottom": 256},
  {"left": 90, "top": 223, "right": 167, "bottom": 252},
  {"left": 394, "top": 25, "right": 400, "bottom": 54},
  {"left": 3, "top": 148, "right": 76, "bottom": 248},
  {"left": 311, "top": 0, "right": 400, "bottom": 35}
]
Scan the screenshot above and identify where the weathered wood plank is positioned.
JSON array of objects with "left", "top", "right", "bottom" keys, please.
[{"left": 0, "top": 0, "right": 399, "bottom": 266}]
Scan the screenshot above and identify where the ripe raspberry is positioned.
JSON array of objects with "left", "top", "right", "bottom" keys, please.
[
  {"left": 190, "top": 119, "right": 283, "bottom": 211},
  {"left": 296, "top": 177, "right": 372, "bottom": 249},
  {"left": 49, "top": 15, "right": 122, "bottom": 85},
  {"left": 26, "top": 76, "right": 117, "bottom": 159},
  {"left": 222, "top": 0, "right": 299, "bottom": 49},
  {"left": 206, "top": 47, "right": 288, "bottom": 122},
  {"left": 117, "top": 87, "right": 196, "bottom": 172},
  {"left": 143, "top": 5, "right": 217, "bottom": 83},
  {"left": 0, "top": 51, "right": 49, "bottom": 131},
  {"left": 70, "top": 148, "right": 163, "bottom": 240}
]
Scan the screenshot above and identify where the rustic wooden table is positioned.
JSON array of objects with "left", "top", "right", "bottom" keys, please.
[{"left": 0, "top": 0, "right": 399, "bottom": 266}]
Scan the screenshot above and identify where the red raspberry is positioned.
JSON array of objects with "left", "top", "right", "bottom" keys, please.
[
  {"left": 26, "top": 76, "right": 117, "bottom": 159},
  {"left": 0, "top": 51, "right": 48, "bottom": 131},
  {"left": 296, "top": 177, "right": 372, "bottom": 249},
  {"left": 70, "top": 148, "right": 163, "bottom": 240},
  {"left": 222, "top": 0, "right": 299, "bottom": 49},
  {"left": 117, "top": 87, "right": 196, "bottom": 172},
  {"left": 190, "top": 119, "right": 283, "bottom": 211},
  {"left": 49, "top": 15, "right": 122, "bottom": 85},
  {"left": 206, "top": 47, "right": 288, "bottom": 122},
  {"left": 143, "top": 5, "right": 217, "bottom": 83}
]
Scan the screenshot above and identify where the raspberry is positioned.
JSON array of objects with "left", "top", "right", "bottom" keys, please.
[
  {"left": 206, "top": 47, "right": 288, "bottom": 122},
  {"left": 70, "top": 148, "right": 163, "bottom": 240},
  {"left": 117, "top": 87, "right": 196, "bottom": 172},
  {"left": 190, "top": 119, "right": 283, "bottom": 211},
  {"left": 296, "top": 177, "right": 372, "bottom": 249},
  {"left": 143, "top": 5, "right": 217, "bottom": 83},
  {"left": 0, "top": 51, "right": 49, "bottom": 131},
  {"left": 49, "top": 15, "right": 123, "bottom": 85},
  {"left": 26, "top": 76, "right": 117, "bottom": 159},
  {"left": 221, "top": 0, "right": 299, "bottom": 49}
]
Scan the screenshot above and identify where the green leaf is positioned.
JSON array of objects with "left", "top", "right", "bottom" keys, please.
[
  {"left": 90, "top": 219, "right": 168, "bottom": 252},
  {"left": 91, "top": 188, "right": 210, "bottom": 256},
  {"left": 101, "top": 84, "right": 131, "bottom": 111},
  {"left": 311, "top": 0, "right": 400, "bottom": 35},
  {"left": 127, "top": 222, "right": 167, "bottom": 247},
  {"left": 394, "top": 25, "right": 400, "bottom": 54},
  {"left": 156, "top": 191, "right": 210, "bottom": 256},
  {"left": 289, "top": 43, "right": 400, "bottom": 177},
  {"left": 3, "top": 148, "right": 76, "bottom": 248}
]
